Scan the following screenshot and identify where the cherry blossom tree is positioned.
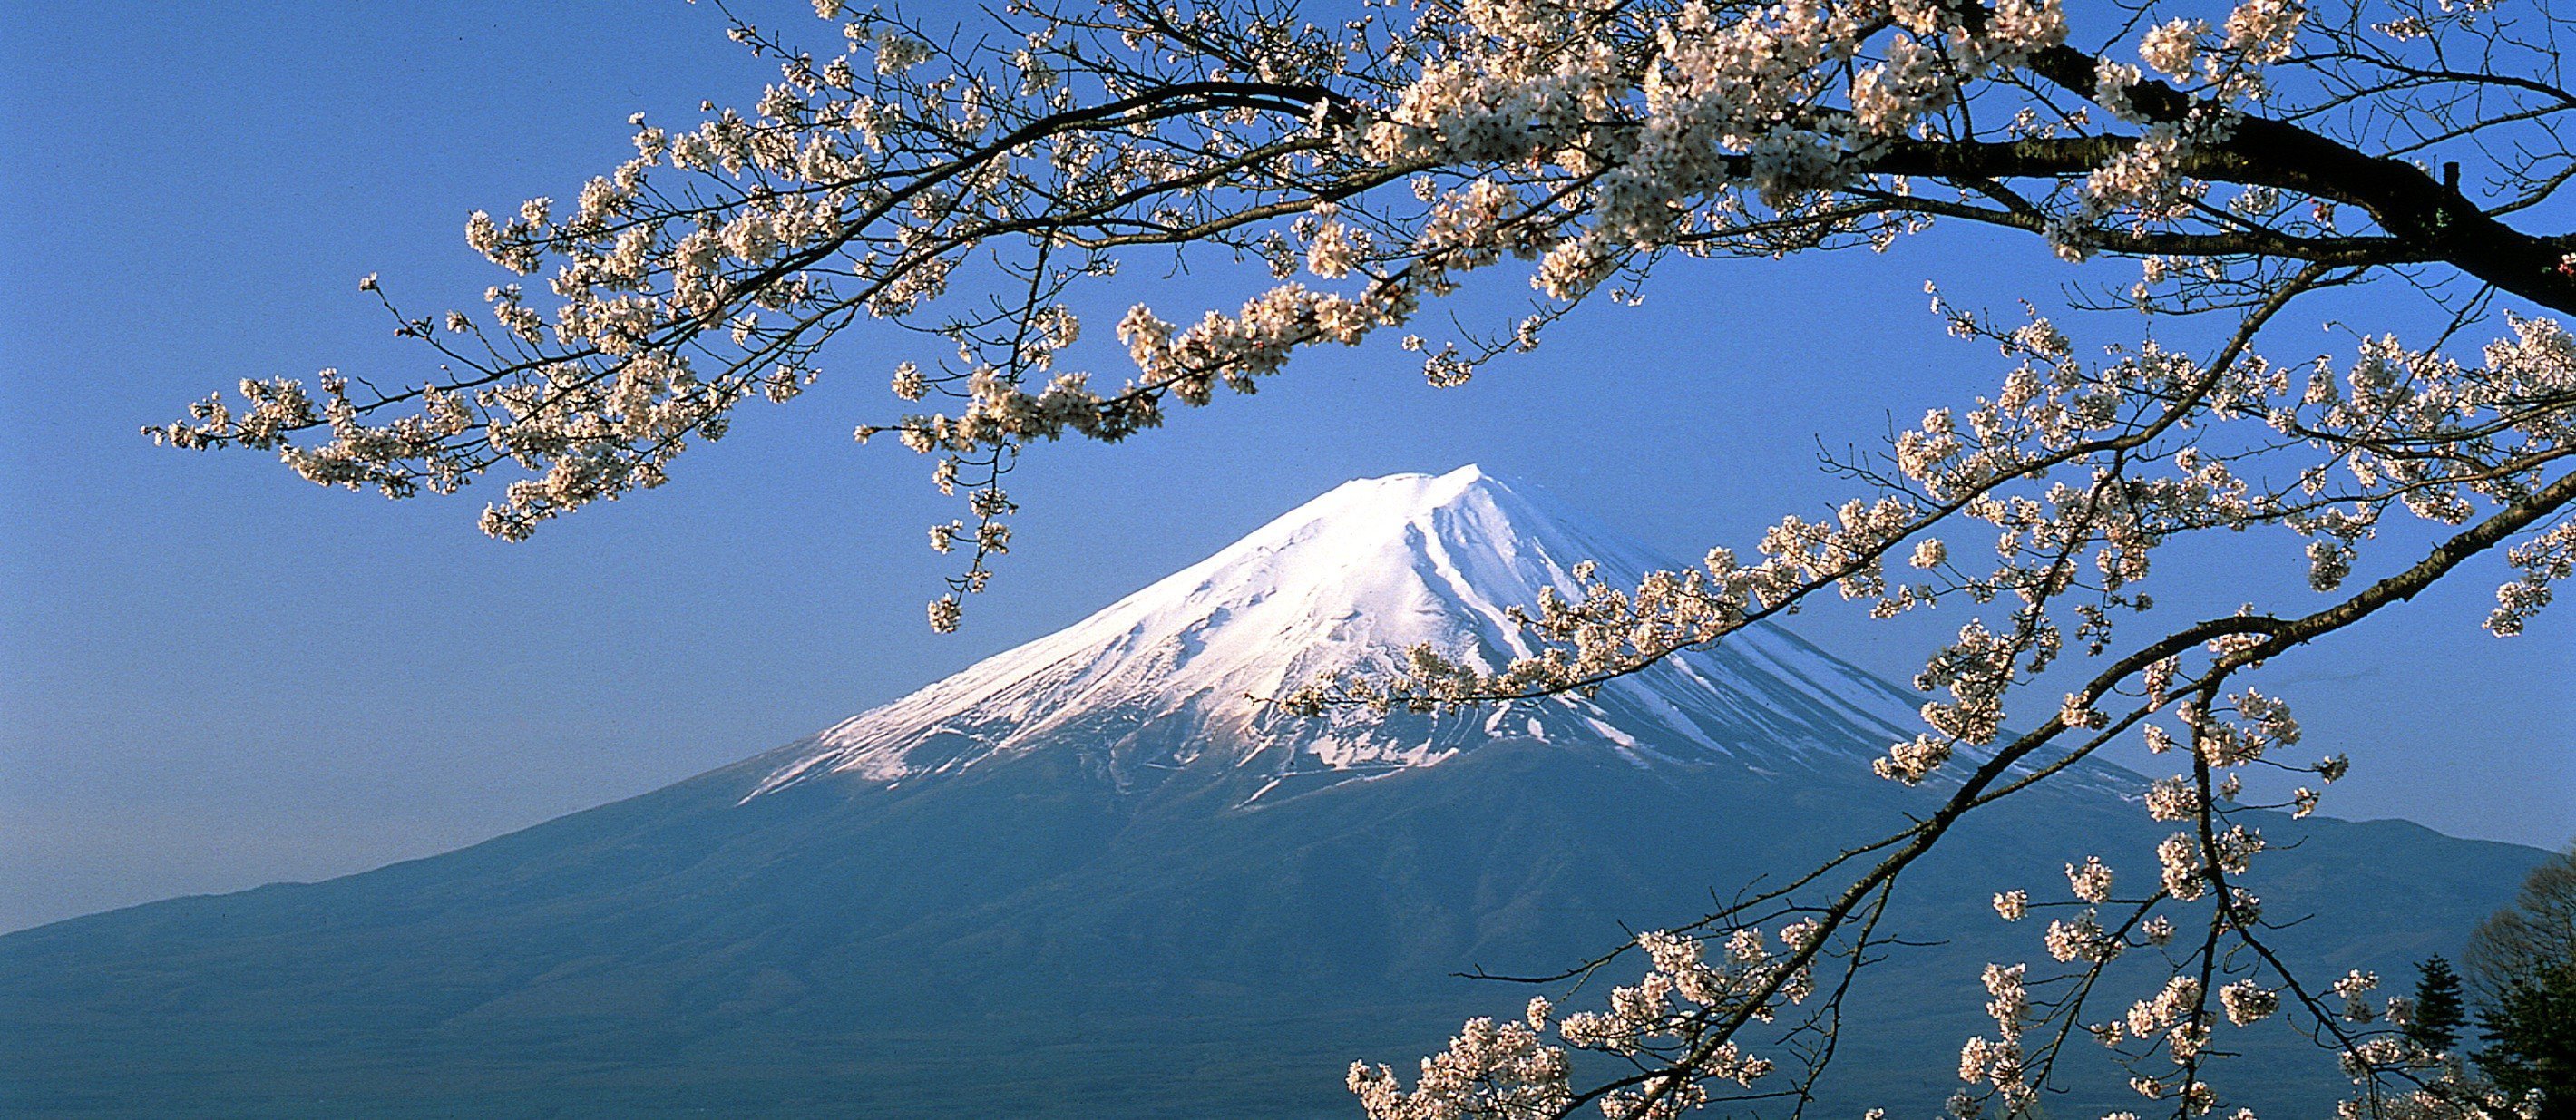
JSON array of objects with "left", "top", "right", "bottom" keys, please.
[{"left": 154, "top": 0, "right": 2576, "bottom": 1115}]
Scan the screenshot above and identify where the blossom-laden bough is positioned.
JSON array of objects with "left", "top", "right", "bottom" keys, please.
[{"left": 155, "top": 0, "right": 2576, "bottom": 1114}]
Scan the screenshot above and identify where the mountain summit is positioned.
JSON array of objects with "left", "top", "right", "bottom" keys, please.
[
  {"left": 1, "top": 468, "right": 2544, "bottom": 1120},
  {"left": 761, "top": 465, "right": 1937, "bottom": 801}
]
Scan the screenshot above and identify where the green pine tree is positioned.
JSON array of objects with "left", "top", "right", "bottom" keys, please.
[{"left": 2408, "top": 955, "right": 2469, "bottom": 1055}]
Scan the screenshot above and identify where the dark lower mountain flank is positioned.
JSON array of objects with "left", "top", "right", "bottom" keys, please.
[{"left": 1, "top": 740, "right": 2539, "bottom": 1117}]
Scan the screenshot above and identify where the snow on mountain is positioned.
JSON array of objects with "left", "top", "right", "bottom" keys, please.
[{"left": 754, "top": 466, "right": 2044, "bottom": 802}]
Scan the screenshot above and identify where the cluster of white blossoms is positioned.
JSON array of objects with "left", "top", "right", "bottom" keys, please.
[
  {"left": 154, "top": 0, "right": 2576, "bottom": 1111},
  {"left": 1953, "top": 963, "right": 2038, "bottom": 1117},
  {"left": 2348, "top": 1087, "right": 2548, "bottom": 1120},
  {"left": 1348, "top": 1008, "right": 1572, "bottom": 1120},
  {"left": 1991, "top": 889, "right": 2029, "bottom": 921},
  {"left": 2064, "top": 856, "right": 2114, "bottom": 903},
  {"left": 2043, "top": 906, "right": 2115, "bottom": 963},
  {"left": 1352, "top": 923, "right": 1812, "bottom": 1120},
  {"left": 2219, "top": 979, "right": 2278, "bottom": 1027}
]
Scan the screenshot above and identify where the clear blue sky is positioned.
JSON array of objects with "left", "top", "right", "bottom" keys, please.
[{"left": 3, "top": 1, "right": 2569, "bottom": 933}]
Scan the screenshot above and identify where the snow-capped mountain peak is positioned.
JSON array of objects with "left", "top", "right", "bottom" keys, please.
[{"left": 751, "top": 466, "right": 1947, "bottom": 801}]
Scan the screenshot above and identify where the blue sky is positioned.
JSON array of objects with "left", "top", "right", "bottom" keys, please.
[{"left": 2, "top": 1, "right": 2569, "bottom": 933}]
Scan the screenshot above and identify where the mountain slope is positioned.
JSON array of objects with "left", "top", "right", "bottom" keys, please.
[
  {"left": 0, "top": 468, "right": 2544, "bottom": 1119},
  {"left": 758, "top": 466, "right": 2115, "bottom": 800}
]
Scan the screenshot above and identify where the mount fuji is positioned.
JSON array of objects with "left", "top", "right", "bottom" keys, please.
[
  {"left": 0, "top": 468, "right": 2543, "bottom": 1118},
  {"left": 755, "top": 465, "right": 2113, "bottom": 802}
]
